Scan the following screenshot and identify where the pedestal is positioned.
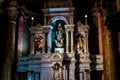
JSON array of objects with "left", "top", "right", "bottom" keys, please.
[{"left": 55, "top": 48, "right": 64, "bottom": 53}]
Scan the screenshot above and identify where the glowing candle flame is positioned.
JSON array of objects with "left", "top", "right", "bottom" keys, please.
[
  {"left": 31, "top": 17, "right": 34, "bottom": 20},
  {"left": 85, "top": 15, "right": 87, "bottom": 18}
]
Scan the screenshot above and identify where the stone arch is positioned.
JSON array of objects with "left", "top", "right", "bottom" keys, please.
[
  {"left": 47, "top": 16, "right": 68, "bottom": 25},
  {"left": 51, "top": 62, "right": 62, "bottom": 69},
  {"left": 52, "top": 53, "right": 62, "bottom": 59}
]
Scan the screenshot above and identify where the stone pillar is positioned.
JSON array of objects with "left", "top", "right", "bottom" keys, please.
[
  {"left": 71, "top": 31, "right": 74, "bottom": 53},
  {"left": 17, "top": 15, "right": 24, "bottom": 56},
  {"left": 47, "top": 32, "right": 50, "bottom": 53},
  {"left": 87, "top": 31, "right": 89, "bottom": 53},
  {"left": 1, "top": 1, "right": 17, "bottom": 80},
  {"left": 79, "top": 70, "right": 84, "bottom": 80},
  {"left": 42, "top": 32, "right": 45, "bottom": 53},
  {"left": 62, "top": 66, "right": 66, "bottom": 80},
  {"left": 69, "top": 61, "right": 75, "bottom": 80},
  {"left": 103, "top": 27, "right": 117, "bottom": 80},
  {"left": 97, "top": 8, "right": 104, "bottom": 55},
  {"left": 117, "top": 0, "right": 120, "bottom": 11},
  {"left": 66, "top": 30, "right": 69, "bottom": 53},
  {"left": 34, "top": 73, "right": 39, "bottom": 80},
  {"left": 30, "top": 34, "right": 34, "bottom": 54},
  {"left": 103, "top": 1, "right": 118, "bottom": 80},
  {"left": 84, "top": 70, "right": 87, "bottom": 80},
  {"left": 85, "top": 30, "right": 88, "bottom": 53},
  {"left": 70, "top": 16, "right": 72, "bottom": 24},
  {"left": 117, "top": 0, "right": 120, "bottom": 53},
  {"left": 27, "top": 71, "right": 34, "bottom": 80},
  {"left": 24, "top": 16, "right": 29, "bottom": 56},
  {"left": 118, "top": 33, "right": 120, "bottom": 54},
  {"left": 85, "top": 70, "right": 90, "bottom": 80},
  {"left": 71, "top": 17, "right": 73, "bottom": 24},
  {"left": 44, "top": 16, "right": 46, "bottom": 25}
]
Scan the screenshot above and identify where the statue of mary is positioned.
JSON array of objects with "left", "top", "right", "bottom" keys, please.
[{"left": 54, "top": 23, "right": 64, "bottom": 48}]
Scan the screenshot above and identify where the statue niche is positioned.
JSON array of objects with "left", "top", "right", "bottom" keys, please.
[
  {"left": 52, "top": 63, "right": 62, "bottom": 80},
  {"left": 53, "top": 23, "right": 65, "bottom": 53},
  {"left": 34, "top": 35, "right": 43, "bottom": 53},
  {"left": 75, "top": 31, "right": 84, "bottom": 53}
]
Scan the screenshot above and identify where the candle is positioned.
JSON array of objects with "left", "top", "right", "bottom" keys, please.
[
  {"left": 85, "top": 15, "right": 87, "bottom": 24},
  {"left": 85, "top": 15, "right": 87, "bottom": 18},
  {"left": 31, "top": 17, "right": 34, "bottom": 27},
  {"left": 31, "top": 17, "right": 34, "bottom": 20}
]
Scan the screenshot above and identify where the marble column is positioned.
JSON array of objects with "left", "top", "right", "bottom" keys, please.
[
  {"left": 69, "top": 62, "right": 75, "bottom": 80},
  {"left": 62, "top": 66, "right": 66, "bottom": 80},
  {"left": 98, "top": 8, "right": 104, "bottom": 55},
  {"left": 17, "top": 15, "right": 24, "bottom": 56},
  {"left": 87, "top": 31, "right": 89, "bottom": 53},
  {"left": 103, "top": 26, "right": 117, "bottom": 80},
  {"left": 42, "top": 32, "right": 45, "bottom": 53},
  {"left": 85, "top": 70, "right": 90, "bottom": 80},
  {"left": 103, "top": 2, "right": 118, "bottom": 80},
  {"left": 66, "top": 30, "right": 69, "bottom": 53},
  {"left": 27, "top": 71, "right": 34, "bottom": 80},
  {"left": 85, "top": 31, "right": 88, "bottom": 53},
  {"left": 70, "top": 16, "right": 72, "bottom": 24},
  {"left": 71, "top": 17, "right": 73, "bottom": 24},
  {"left": 34, "top": 73, "right": 39, "bottom": 80},
  {"left": 118, "top": 33, "right": 120, "bottom": 54},
  {"left": 117, "top": 0, "right": 120, "bottom": 53},
  {"left": 44, "top": 16, "right": 46, "bottom": 25},
  {"left": 24, "top": 17, "right": 29, "bottom": 56},
  {"left": 1, "top": 1, "right": 17, "bottom": 80},
  {"left": 47, "top": 32, "right": 51, "bottom": 53},
  {"left": 79, "top": 70, "right": 84, "bottom": 80},
  {"left": 117, "top": 0, "right": 120, "bottom": 10},
  {"left": 71, "top": 31, "right": 74, "bottom": 53},
  {"left": 84, "top": 71, "right": 87, "bottom": 80},
  {"left": 30, "top": 34, "right": 34, "bottom": 54}
]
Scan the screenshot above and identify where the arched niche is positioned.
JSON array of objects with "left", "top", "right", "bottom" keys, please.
[
  {"left": 50, "top": 17, "right": 67, "bottom": 53},
  {"left": 47, "top": 16, "right": 68, "bottom": 25}
]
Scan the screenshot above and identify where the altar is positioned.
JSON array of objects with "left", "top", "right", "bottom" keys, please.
[{"left": 17, "top": 0, "right": 91, "bottom": 80}]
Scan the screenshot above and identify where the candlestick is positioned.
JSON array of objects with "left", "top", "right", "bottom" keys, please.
[
  {"left": 85, "top": 15, "right": 87, "bottom": 18},
  {"left": 85, "top": 15, "right": 87, "bottom": 25},
  {"left": 31, "top": 16, "right": 34, "bottom": 27}
]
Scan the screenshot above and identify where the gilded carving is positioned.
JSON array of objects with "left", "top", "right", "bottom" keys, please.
[
  {"left": 75, "top": 31, "right": 84, "bottom": 53},
  {"left": 34, "top": 34, "right": 43, "bottom": 53}
]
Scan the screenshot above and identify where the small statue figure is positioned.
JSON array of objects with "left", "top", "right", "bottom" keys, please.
[
  {"left": 53, "top": 63, "right": 61, "bottom": 80},
  {"left": 34, "top": 35, "right": 43, "bottom": 53},
  {"left": 54, "top": 69, "right": 60, "bottom": 80},
  {"left": 75, "top": 32, "right": 84, "bottom": 53}
]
